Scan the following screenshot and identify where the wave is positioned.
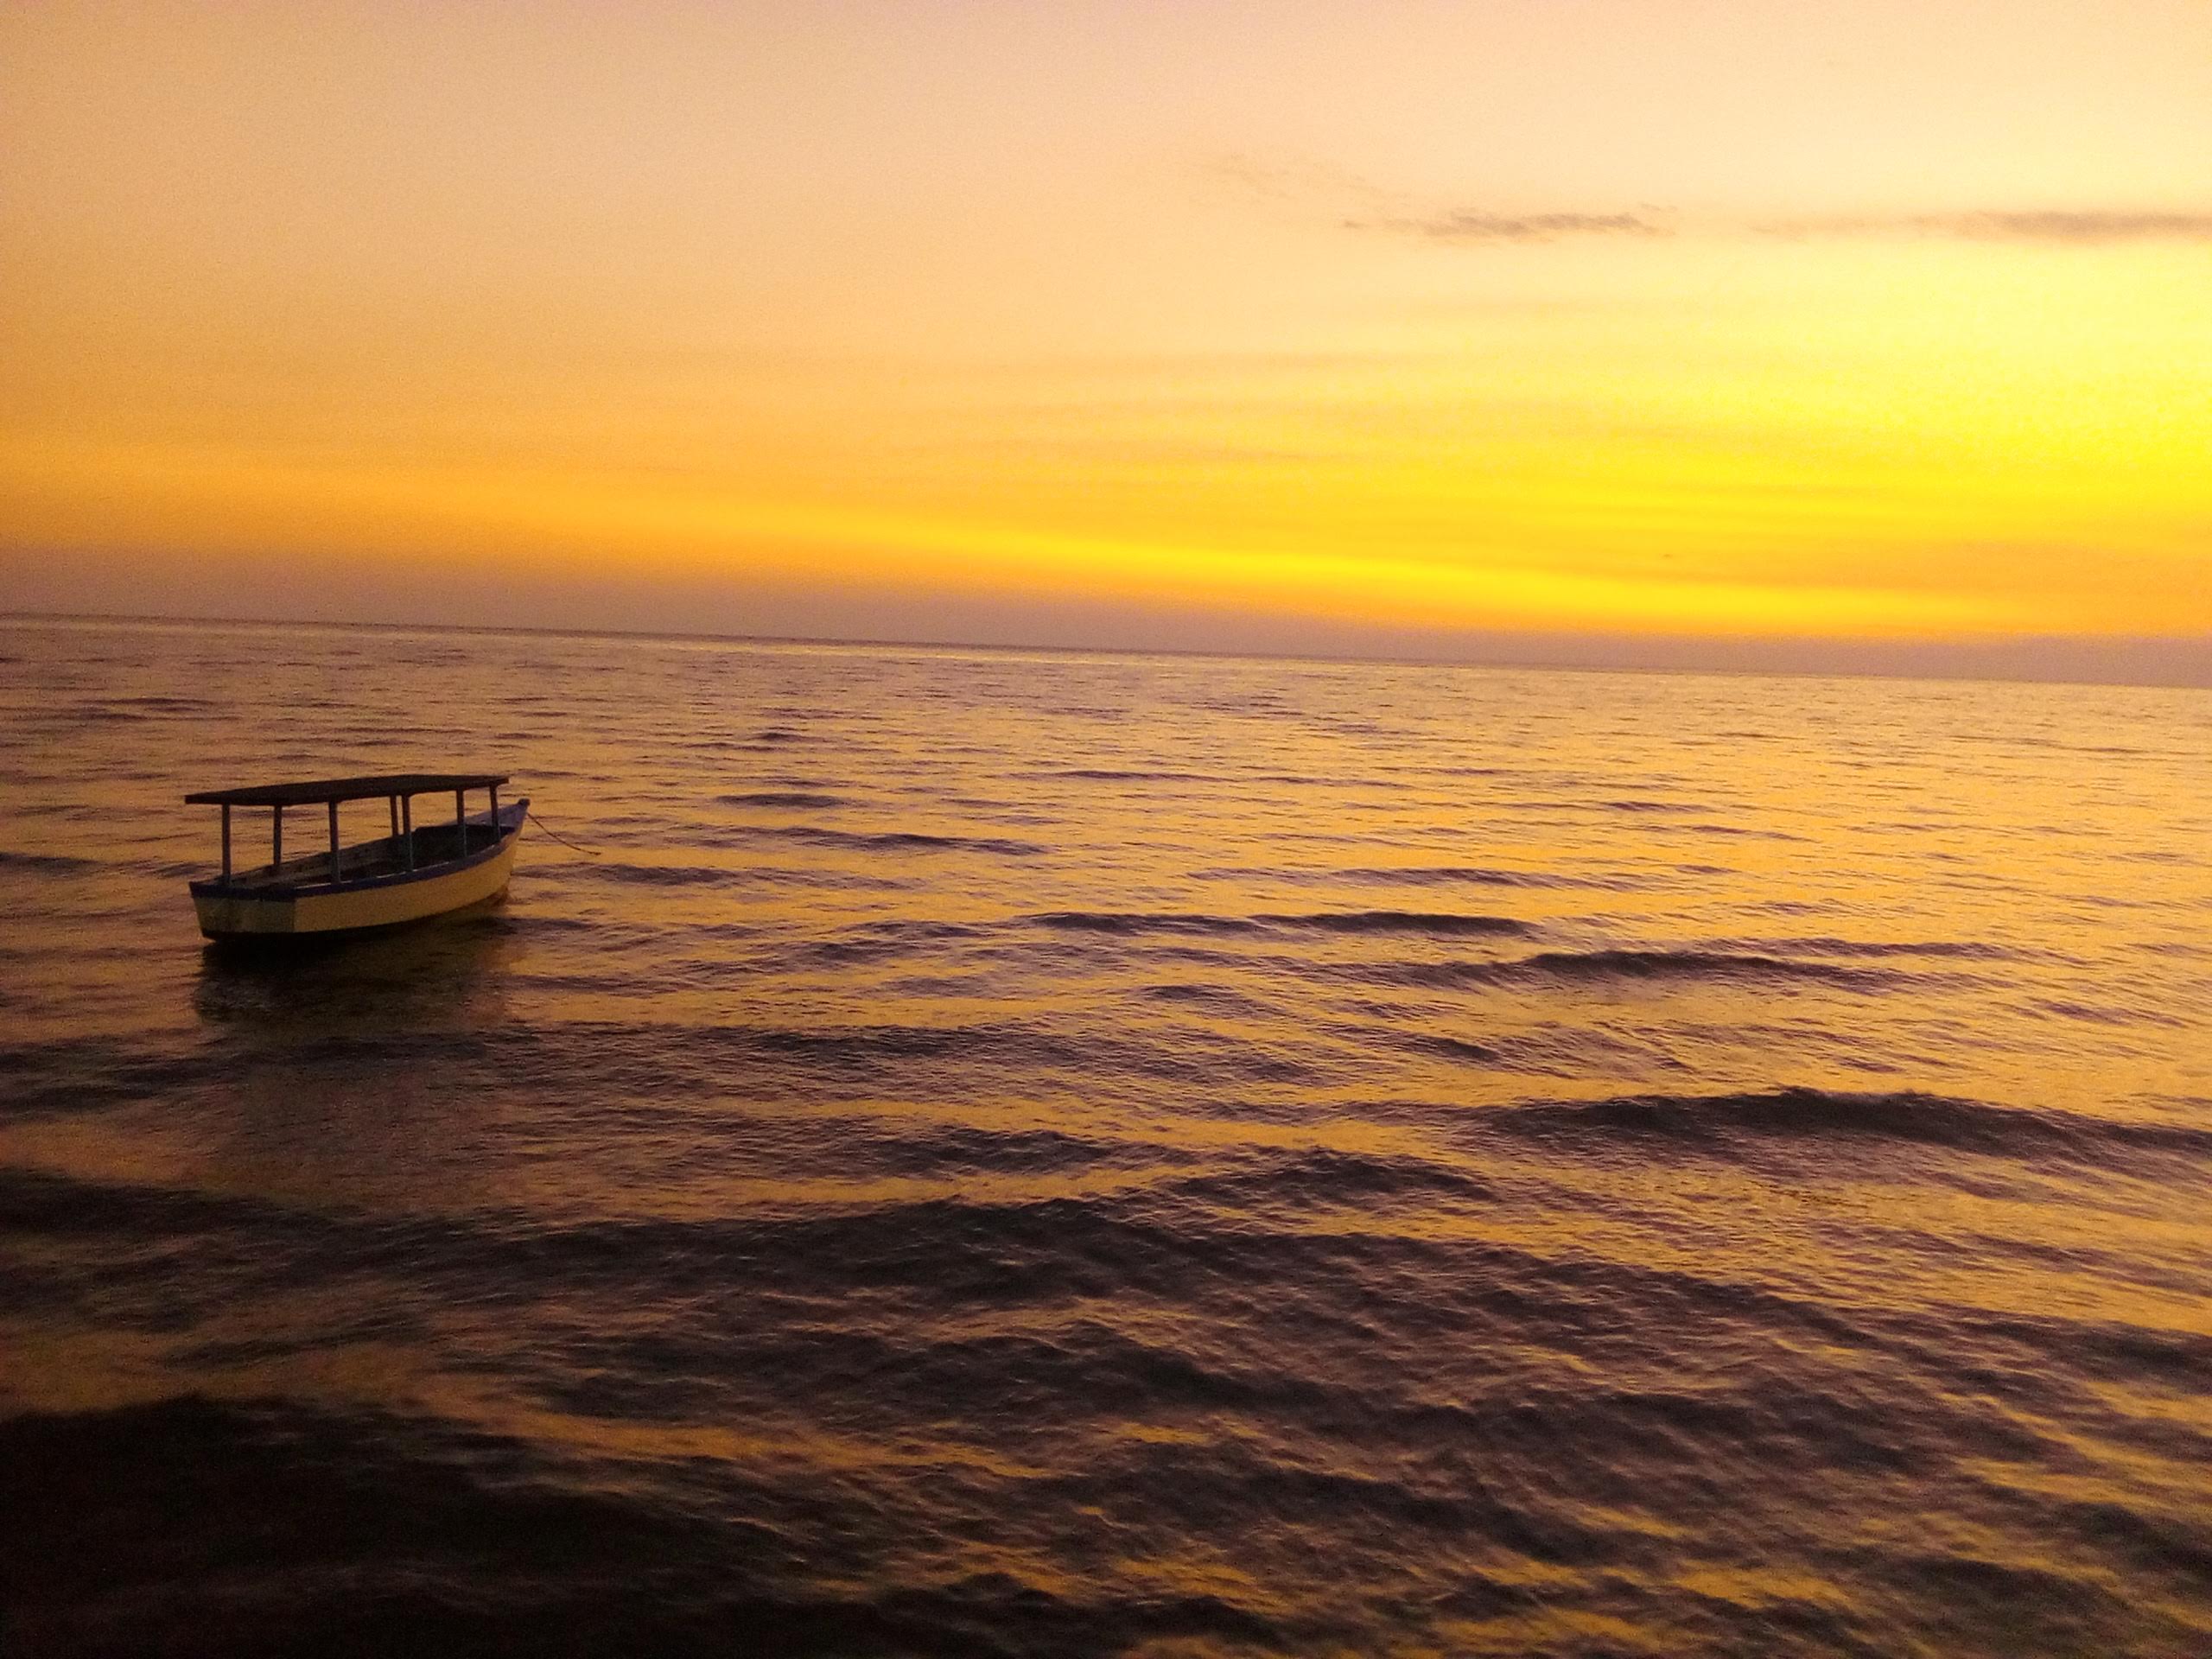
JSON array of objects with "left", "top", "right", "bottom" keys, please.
[
  {"left": 1032, "top": 911, "right": 1263, "bottom": 936},
  {"left": 731, "top": 1020, "right": 1020, "bottom": 1065},
  {"left": 1476, "top": 1087, "right": 2212, "bottom": 1166},
  {"left": 1, "top": 1014, "right": 1093, "bottom": 1124},
  {"left": 1409, "top": 1033, "right": 1508, "bottom": 1065},
  {"left": 1257, "top": 911, "right": 1533, "bottom": 938},
  {"left": 0, "top": 849, "right": 101, "bottom": 874},
  {"left": 1743, "top": 936, "right": 2024, "bottom": 962},
  {"left": 0, "top": 1163, "right": 327, "bottom": 1240},
  {"left": 2022, "top": 996, "right": 2188, "bottom": 1030},
  {"left": 1250, "top": 772, "right": 1411, "bottom": 790},
  {"left": 546, "top": 856, "right": 912, "bottom": 894},
  {"left": 830, "top": 1120, "right": 1175, "bottom": 1180},
  {"left": 1158, "top": 1144, "right": 1498, "bottom": 1211},
  {"left": 0, "top": 1036, "right": 226, "bottom": 1116},
  {"left": 99, "top": 693, "right": 215, "bottom": 712},
  {"left": 1036, "top": 766, "right": 1408, "bottom": 791},
  {"left": 138, "top": 857, "right": 207, "bottom": 880},
  {"left": 1136, "top": 981, "right": 1278, "bottom": 1015},
  {"left": 1379, "top": 1021, "right": 1685, "bottom": 1076},
  {"left": 1041, "top": 768, "right": 1217, "bottom": 783},
  {"left": 1337, "top": 865, "right": 1606, "bottom": 889},
  {"left": 1031, "top": 910, "right": 1532, "bottom": 939},
  {"left": 65, "top": 703, "right": 149, "bottom": 722},
  {"left": 718, "top": 791, "right": 848, "bottom": 809},
  {"left": 744, "top": 826, "right": 1046, "bottom": 856},
  {"left": 585, "top": 861, "right": 740, "bottom": 887},
  {"left": 1379, "top": 949, "right": 1903, "bottom": 991},
  {"left": 786, "top": 920, "right": 990, "bottom": 967},
  {"left": 0, "top": 1395, "right": 913, "bottom": 1655},
  {"left": 1512, "top": 948, "right": 1889, "bottom": 984},
  {"left": 693, "top": 1016, "right": 1328, "bottom": 1090}
]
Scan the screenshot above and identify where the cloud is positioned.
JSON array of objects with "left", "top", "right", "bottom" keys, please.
[
  {"left": 1759, "top": 210, "right": 2212, "bottom": 243},
  {"left": 1210, "top": 150, "right": 2212, "bottom": 251},
  {"left": 1357, "top": 203, "right": 2212, "bottom": 247},
  {"left": 1205, "top": 154, "right": 1672, "bottom": 243},
  {"left": 1347, "top": 209, "right": 1669, "bottom": 241}
]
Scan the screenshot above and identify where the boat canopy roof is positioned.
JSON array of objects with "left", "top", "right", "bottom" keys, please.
[{"left": 186, "top": 772, "right": 508, "bottom": 807}]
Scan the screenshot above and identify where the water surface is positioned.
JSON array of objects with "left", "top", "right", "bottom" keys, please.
[{"left": 3, "top": 617, "right": 2209, "bottom": 1656}]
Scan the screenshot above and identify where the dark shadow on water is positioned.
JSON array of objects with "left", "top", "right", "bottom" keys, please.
[
  {"left": 181, "top": 896, "right": 523, "bottom": 1212},
  {"left": 192, "top": 892, "right": 519, "bottom": 1039}
]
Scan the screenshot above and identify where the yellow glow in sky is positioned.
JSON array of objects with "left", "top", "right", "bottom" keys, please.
[{"left": 3, "top": 2, "right": 2209, "bottom": 674}]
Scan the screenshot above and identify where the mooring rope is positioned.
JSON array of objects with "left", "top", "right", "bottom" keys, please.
[{"left": 526, "top": 808, "right": 603, "bottom": 857}]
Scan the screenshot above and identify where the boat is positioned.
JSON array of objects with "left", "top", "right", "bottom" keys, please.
[{"left": 184, "top": 772, "right": 529, "bottom": 941}]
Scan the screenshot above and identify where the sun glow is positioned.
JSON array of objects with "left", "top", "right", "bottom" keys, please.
[{"left": 3, "top": 2, "right": 2209, "bottom": 670}]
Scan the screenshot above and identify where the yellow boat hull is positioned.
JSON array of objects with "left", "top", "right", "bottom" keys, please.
[{"left": 191, "top": 804, "right": 526, "bottom": 940}]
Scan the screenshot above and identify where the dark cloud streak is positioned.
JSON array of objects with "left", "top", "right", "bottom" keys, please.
[
  {"left": 1210, "top": 149, "right": 2212, "bottom": 249},
  {"left": 1351, "top": 205, "right": 2212, "bottom": 247},
  {"left": 1346, "top": 210, "right": 1669, "bottom": 241},
  {"left": 1762, "top": 210, "right": 2212, "bottom": 243}
]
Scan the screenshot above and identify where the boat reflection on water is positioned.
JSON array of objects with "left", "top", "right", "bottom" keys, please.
[
  {"left": 187, "top": 894, "right": 524, "bottom": 1220},
  {"left": 194, "top": 889, "right": 520, "bottom": 1036}
]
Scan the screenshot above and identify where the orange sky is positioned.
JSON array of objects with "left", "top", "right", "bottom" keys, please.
[{"left": 3, "top": 2, "right": 2209, "bottom": 678}]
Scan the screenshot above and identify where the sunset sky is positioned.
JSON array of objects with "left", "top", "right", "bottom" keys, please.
[{"left": 3, "top": 1, "right": 2209, "bottom": 678}]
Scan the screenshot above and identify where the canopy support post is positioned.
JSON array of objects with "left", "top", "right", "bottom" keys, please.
[
  {"left": 389, "top": 796, "right": 399, "bottom": 839},
  {"left": 455, "top": 790, "right": 467, "bottom": 855},
  {"left": 272, "top": 804, "right": 282, "bottom": 868},
  {"left": 220, "top": 804, "right": 232, "bottom": 885},
  {"left": 327, "top": 800, "right": 341, "bottom": 884},
  {"left": 402, "top": 796, "right": 415, "bottom": 870},
  {"left": 490, "top": 783, "right": 500, "bottom": 831}
]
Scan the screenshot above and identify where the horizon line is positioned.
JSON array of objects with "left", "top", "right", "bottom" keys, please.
[{"left": 3, "top": 605, "right": 2208, "bottom": 696}]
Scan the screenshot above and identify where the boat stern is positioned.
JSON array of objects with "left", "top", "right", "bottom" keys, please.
[{"left": 191, "top": 882, "right": 299, "bottom": 938}]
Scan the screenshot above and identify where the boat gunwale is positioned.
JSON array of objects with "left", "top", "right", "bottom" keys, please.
[{"left": 188, "top": 800, "right": 529, "bottom": 902}]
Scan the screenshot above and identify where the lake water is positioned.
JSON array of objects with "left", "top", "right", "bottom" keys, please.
[{"left": 3, "top": 614, "right": 2209, "bottom": 1656}]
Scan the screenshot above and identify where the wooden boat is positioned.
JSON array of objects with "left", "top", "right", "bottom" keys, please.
[{"left": 185, "top": 773, "right": 528, "bottom": 941}]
